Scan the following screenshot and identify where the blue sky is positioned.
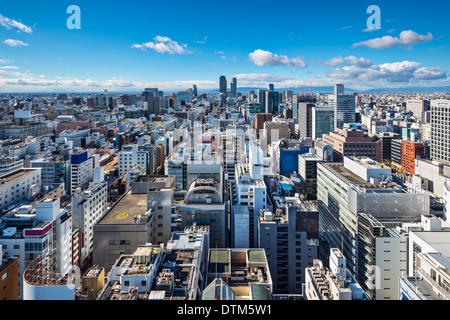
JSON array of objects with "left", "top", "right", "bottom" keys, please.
[{"left": 0, "top": 0, "right": 449, "bottom": 92}]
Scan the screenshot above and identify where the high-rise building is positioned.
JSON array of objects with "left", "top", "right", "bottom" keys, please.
[
  {"left": 219, "top": 76, "right": 227, "bottom": 95},
  {"left": 298, "top": 102, "right": 315, "bottom": 139},
  {"left": 258, "top": 198, "right": 318, "bottom": 295},
  {"left": 328, "top": 85, "right": 356, "bottom": 130},
  {"left": 70, "top": 151, "right": 93, "bottom": 195},
  {"left": 230, "top": 77, "right": 237, "bottom": 96},
  {"left": 431, "top": 99, "right": 450, "bottom": 162},
  {"left": 265, "top": 91, "right": 279, "bottom": 115},
  {"left": 357, "top": 213, "right": 408, "bottom": 300},
  {"left": 312, "top": 106, "right": 334, "bottom": 140},
  {"left": 317, "top": 156, "right": 429, "bottom": 274}
]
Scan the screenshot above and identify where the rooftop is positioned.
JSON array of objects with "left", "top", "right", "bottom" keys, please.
[{"left": 98, "top": 191, "right": 150, "bottom": 225}]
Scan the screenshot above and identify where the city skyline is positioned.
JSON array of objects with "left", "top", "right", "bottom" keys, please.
[{"left": 0, "top": 0, "right": 449, "bottom": 92}]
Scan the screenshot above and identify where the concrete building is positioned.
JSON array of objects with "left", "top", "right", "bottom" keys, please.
[
  {"left": 0, "top": 168, "right": 41, "bottom": 213},
  {"left": 71, "top": 182, "right": 108, "bottom": 268},
  {"left": 70, "top": 151, "right": 93, "bottom": 195},
  {"left": 258, "top": 197, "right": 319, "bottom": 295},
  {"left": 312, "top": 106, "right": 334, "bottom": 140},
  {"left": 357, "top": 213, "right": 408, "bottom": 300},
  {"left": 177, "top": 178, "right": 226, "bottom": 248},
  {"left": 0, "top": 156, "right": 24, "bottom": 175},
  {"left": 317, "top": 157, "right": 429, "bottom": 274},
  {"left": 93, "top": 187, "right": 153, "bottom": 273},
  {"left": 206, "top": 248, "right": 273, "bottom": 300},
  {"left": 0, "top": 252, "right": 19, "bottom": 300},
  {"left": 304, "top": 248, "right": 364, "bottom": 300},
  {"left": 322, "top": 128, "right": 381, "bottom": 162},
  {"left": 431, "top": 99, "right": 450, "bottom": 162}
]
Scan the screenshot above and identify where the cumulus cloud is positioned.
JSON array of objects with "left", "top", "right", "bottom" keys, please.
[
  {"left": 311, "top": 56, "right": 345, "bottom": 67},
  {"left": 311, "top": 55, "right": 372, "bottom": 68},
  {"left": 352, "top": 30, "right": 433, "bottom": 49},
  {"left": 232, "top": 73, "right": 292, "bottom": 82},
  {"left": 3, "top": 39, "right": 28, "bottom": 47},
  {"left": 327, "top": 60, "right": 446, "bottom": 84},
  {"left": 131, "top": 36, "right": 191, "bottom": 55},
  {"left": 0, "top": 14, "right": 32, "bottom": 34},
  {"left": 248, "top": 49, "right": 306, "bottom": 68}
]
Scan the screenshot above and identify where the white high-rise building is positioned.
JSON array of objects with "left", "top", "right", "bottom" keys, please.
[
  {"left": 431, "top": 99, "right": 450, "bottom": 162},
  {"left": 118, "top": 145, "right": 148, "bottom": 177},
  {"left": 71, "top": 182, "right": 108, "bottom": 268}
]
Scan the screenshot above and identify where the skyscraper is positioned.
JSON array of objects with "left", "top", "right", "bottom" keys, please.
[
  {"left": 328, "top": 84, "right": 356, "bottom": 130},
  {"left": 230, "top": 77, "right": 237, "bottom": 96},
  {"left": 219, "top": 76, "right": 227, "bottom": 95},
  {"left": 193, "top": 84, "right": 198, "bottom": 97}
]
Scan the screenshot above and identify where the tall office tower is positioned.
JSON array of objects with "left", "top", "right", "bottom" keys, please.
[
  {"left": 312, "top": 106, "right": 334, "bottom": 140},
  {"left": 193, "top": 84, "right": 198, "bottom": 97},
  {"left": 317, "top": 156, "right": 429, "bottom": 274},
  {"left": 298, "top": 102, "right": 315, "bottom": 138},
  {"left": 334, "top": 84, "right": 345, "bottom": 95},
  {"left": 219, "top": 76, "right": 227, "bottom": 95},
  {"left": 118, "top": 145, "right": 148, "bottom": 177},
  {"left": 328, "top": 85, "right": 356, "bottom": 130},
  {"left": 265, "top": 91, "right": 279, "bottom": 115},
  {"left": 357, "top": 213, "right": 408, "bottom": 300},
  {"left": 230, "top": 77, "right": 237, "bottom": 96},
  {"left": 258, "top": 198, "right": 319, "bottom": 295},
  {"left": 257, "top": 89, "right": 268, "bottom": 112},
  {"left": 268, "top": 83, "right": 275, "bottom": 92},
  {"left": 143, "top": 87, "right": 158, "bottom": 97},
  {"left": 146, "top": 96, "right": 163, "bottom": 116},
  {"left": 431, "top": 99, "right": 450, "bottom": 162}
]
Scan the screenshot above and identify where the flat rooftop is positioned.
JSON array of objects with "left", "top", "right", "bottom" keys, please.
[
  {"left": 98, "top": 191, "right": 149, "bottom": 225},
  {"left": 0, "top": 168, "right": 38, "bottom": 184},
  {"left": 412, "top": 231, "right": 450, "bottom": 259}
]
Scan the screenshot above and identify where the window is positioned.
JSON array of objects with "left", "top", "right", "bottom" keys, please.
[{"left": 124, "top": 281, "right": 129, "bottom": 286}]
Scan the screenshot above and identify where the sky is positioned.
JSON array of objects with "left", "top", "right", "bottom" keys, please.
[{"left": 0, "top": 0, "right": 449, "bottom": 93}]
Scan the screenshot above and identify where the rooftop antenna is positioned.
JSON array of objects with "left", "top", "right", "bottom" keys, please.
[{"left": 299, "top": 82, "right": 304, "bottom": 96}]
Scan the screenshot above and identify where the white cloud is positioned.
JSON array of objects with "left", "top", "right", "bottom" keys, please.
[
  {"left": 311, "top": 56, "right": 372, "bottom": 68},
  {"left": 352, "top": 30, "right": 433, "bottom": 49},
  {"left": 194, "top": 36, "right": 207, "bottom": 44},
  {"left": 0, "top": 59, "right": 13, "bottom": 64},
  {"left": 248, "top": 49, "right": 306, "bottom": 68},
  {"left": 1, "top": 66, "right": 19, "bottom": 69},
  {"left": 0, "top": 14, "right": 32, "bottom": 34},
  {"left": 311, "top": 56, "right": 345, "bottom": 67},
  {"left": 327, "top": 60, "right": 446, "bottom": 84},
  {"left": 362, "top": 28, "right": 379, "bottom": 33},
  {"left": 3, "top": 39, "right": 28, "bottom": 47},
  {"left": 232, "top": 73, "right": 292, "bottom": 82},
  {"left": 413, "top": 67, "right": 447, "bottom": 80},
  {"left": 131, "top": 36, "right": 190, "bottom": 55}
]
